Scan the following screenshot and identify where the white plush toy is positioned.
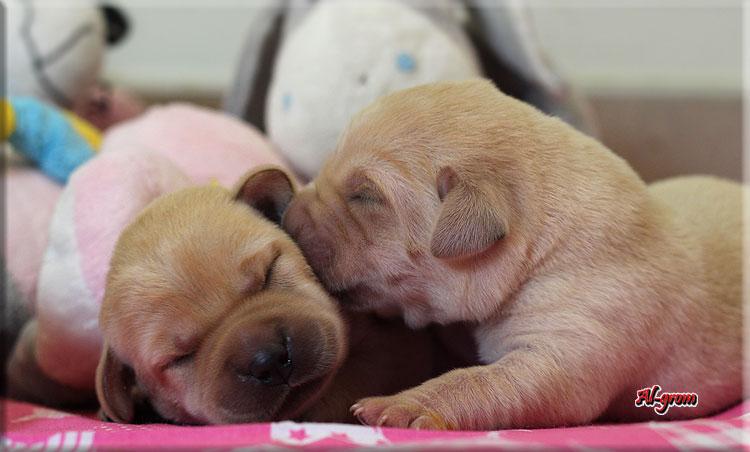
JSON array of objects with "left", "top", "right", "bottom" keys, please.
[
  {"left": 3, "top": 0, "right": 137, "bottom": 356},
  {"left": 224, "top": 0, "right": 594, "bottom": 179},
  {"left": 6, "top": 0, "right": 129, "bottom": 109}
]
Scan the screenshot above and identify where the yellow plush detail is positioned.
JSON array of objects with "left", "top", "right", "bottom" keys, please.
[
  {"left": 63, "top": 111, "right": 102, "bottom": 151},
  {"left": 2, "top": 100, "right": 15, "bottom": 140}
]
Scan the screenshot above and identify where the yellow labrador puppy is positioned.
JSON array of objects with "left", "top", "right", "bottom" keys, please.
[
  {"left": 96, "top": 168, "right": 455, "bottom": 425},
  {"left": 278, "top": 79, "right": 742, "bottom": 430}
]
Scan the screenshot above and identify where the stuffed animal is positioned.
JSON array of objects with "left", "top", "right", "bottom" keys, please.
[
  {"left": 74, "top": 84, "right": 146, "bottom": 132},
  {"left": 6, "top": 0, "right": 143, "bottom": 130},
  {"left": 4, "top": 155, "right": 64, "bottom": 314},
  {"left": 2, "top": 269, "right": 32, "bottom": 367},
  {"left": 3, "top": 0, "right": 142, "bottom": 363},
  {"left": 2, "top": 95, "right": 102, "bottom": 335},
  {"left": 6, "top": 104, "right": 286, "bottom": 403},
  {"left": 224, "top": 0, "right": 595, "bottom": 179},
  {"left": 3, "top": 97, "right": 100, "bottom": 183},
  {"left": 3, "top": 94, "right": 106, "bottom": 341}
]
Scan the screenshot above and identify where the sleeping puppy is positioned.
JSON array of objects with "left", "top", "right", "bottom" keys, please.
[
  {"left": 96, "top": 167, "right": 448, "bottom": 425},
  {"left": 279, "top": 79, "right": 742, "bottom": 430}
]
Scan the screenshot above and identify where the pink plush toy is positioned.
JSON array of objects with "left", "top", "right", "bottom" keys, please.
[
  {"left": 10, "top": 104, "right": 285, "bottom": 400},
  {"left": 6, "top": 158, "right": 63, "bottom": 308},
  {"left": 5, "top": 89, "right": 144, "bottom": 313}
]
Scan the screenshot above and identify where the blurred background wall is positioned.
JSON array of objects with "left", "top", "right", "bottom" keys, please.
[{"left": 103, "top": 0, "right": 743, "bottom": 182}]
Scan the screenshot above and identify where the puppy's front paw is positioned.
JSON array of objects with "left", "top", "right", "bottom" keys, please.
[{"left": 351, "top": 394, "right": 450, "bottom": 430}]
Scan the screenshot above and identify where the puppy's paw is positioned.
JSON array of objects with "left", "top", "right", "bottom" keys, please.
[{"left": 350, "top": 394, "right": 450, "bottom": 430}]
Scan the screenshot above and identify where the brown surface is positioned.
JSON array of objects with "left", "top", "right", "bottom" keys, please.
[{"left": 590, "top": 95, "right": 742, "bottom": 183}]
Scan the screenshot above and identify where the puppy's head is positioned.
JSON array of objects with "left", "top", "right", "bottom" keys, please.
[
  {"left": 283, "top": 79, "right": 549, "bottom": 327},
  {"left": 96, "top": 166, "right": 347, "bottom": 424}
]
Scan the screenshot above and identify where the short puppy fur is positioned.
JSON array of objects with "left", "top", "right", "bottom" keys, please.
[
  {"left": 96, "top": 167, "right": 444, "bottom": 425},
  {"left": 281, "top": 79, "right": 742, "bottom": 429}
]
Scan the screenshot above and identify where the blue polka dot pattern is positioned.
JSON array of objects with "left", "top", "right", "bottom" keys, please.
[
  {"left": 396, "top": 52, "right": 416, "bottom": 73},
  {"left": 282, "top": 93, "right": 293, "bottom": 112}
]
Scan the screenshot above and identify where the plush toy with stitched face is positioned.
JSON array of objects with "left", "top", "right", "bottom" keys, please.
[
  {"left": 224, "top": 0, "right": 596, "bottom": 180},
  {"left": 3, "top": 1, "right": 143, "bottom": 349},
  {"left": 6, "top": 0, "right": 142, "bottom": 130}
]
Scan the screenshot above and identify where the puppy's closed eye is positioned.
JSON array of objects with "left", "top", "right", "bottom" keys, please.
[
  {"left": 160, "top": 337, "right": 199, "bottom": 371},
  {"left": 153, "top": 350, "right": 195, "bottom": 375},
  {"left": 240, "top": 245, "right": 282, "bottom": 294},
  {"left": 168, "top": 351, "right": 195, "bottom": 368},
  {"left": 262, "top": 252, "right": 281, "bottom": 289},
  {"left": 345, "top": 172, "right": 385, "bottom": 206},
  {"left": 348, "top": 186, "right": 382, "bottom": 205}
]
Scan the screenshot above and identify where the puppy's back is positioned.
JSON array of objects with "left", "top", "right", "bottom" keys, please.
[{"left": 648, "top": 176, "right": 741, "bottom": 311}]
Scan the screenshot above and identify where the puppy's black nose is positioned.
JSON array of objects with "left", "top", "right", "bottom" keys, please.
[{"left": 247, "top": 342, "right": 292, "bottom": 386}]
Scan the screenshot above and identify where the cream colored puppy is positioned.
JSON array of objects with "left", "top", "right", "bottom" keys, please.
[
  {"left": 96, "top": 168, "right": 449, "bottom": 425},
  {"left": 278, "top": 79, "right": 742, "bottom": 430}
]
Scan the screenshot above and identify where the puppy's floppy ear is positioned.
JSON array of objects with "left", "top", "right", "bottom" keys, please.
[
  {"left": 233, "top": 165, "right": 297, "bottom": 224},
  {"left": 430, "top": 167, "right": 507, "bottom": 259},
  {"left": 96, "top": 343, "right": 137, "bottom": 423}
]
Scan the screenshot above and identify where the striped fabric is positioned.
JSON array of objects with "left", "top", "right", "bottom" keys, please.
[{"left": 3, "top": 399, "right": 747, "bottom": 450}]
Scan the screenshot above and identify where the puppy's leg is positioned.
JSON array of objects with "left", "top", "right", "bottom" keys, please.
[
  {"left": 353, "top": 337, "right": 620, "bottom": 430},
  {"left": 354, "top": 259, "right": 732, "bottom": 430},
  {"left": 353, "top": 277, "right": 656, "bottom": 430}
]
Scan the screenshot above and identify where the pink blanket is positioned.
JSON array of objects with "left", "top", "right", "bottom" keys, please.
[{"left": 4, "top": 399, "right": 746, "bottom": 450}]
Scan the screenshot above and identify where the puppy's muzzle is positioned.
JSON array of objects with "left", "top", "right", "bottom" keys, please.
[
  {"left": 231, "top": 330, "right": 293, "bottom": 386},
  {"left": 283, "top": 196, "right": 335, "bottom": 280},
  {"left": 248, "top": 337, "right": 292, "bottom": 386}
]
